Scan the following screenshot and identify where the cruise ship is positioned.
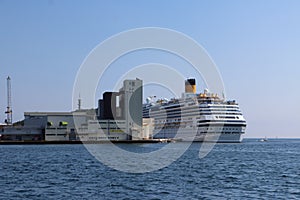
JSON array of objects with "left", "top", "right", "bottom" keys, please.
[{"left": 143, "top": 79, "right": 246, "bottom": 143}]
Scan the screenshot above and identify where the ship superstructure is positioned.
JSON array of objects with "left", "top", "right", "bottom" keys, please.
[{"left": 143, "top": 79, "right": 246, "bottom": 142}]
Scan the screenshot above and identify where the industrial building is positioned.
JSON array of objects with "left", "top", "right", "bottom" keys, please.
[
  {"left": 90, "top": 78, "right": 144, "bottom": 141},
  {"left": 0, "top": 78, "right": 152, "bottom": 142},
  {"left": 24, "top": 111, "right": 88, "bottom": 141},
  {"left": 1, "top": 111, "right": 89, "bottom": 141}
]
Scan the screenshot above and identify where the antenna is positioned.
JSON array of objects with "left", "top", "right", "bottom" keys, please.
[
  {"left": 5, "top": 76, "right": 12, "bottom": 125},
  {"left": 78, "top": 93, "right": 81, "bottom": 111}
]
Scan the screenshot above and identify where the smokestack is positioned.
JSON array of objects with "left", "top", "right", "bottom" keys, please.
[{"left": 185, "top": 78, "right": 196, "bottom": 94}]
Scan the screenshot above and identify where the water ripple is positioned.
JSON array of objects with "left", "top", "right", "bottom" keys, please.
[{"left": 0, "top": 140, "right": 299, "bottom": 199}]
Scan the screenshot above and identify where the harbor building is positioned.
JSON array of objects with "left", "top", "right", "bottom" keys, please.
[
  {"left": 0, "top": 111, "right": 89, "bottom": 141},
  {"left": 24, "top": 111, "right": 88, "bottom": 141},
  {"left": 0, "top": 78, "right": 150, "bottom": 142},
  {"left": 90, "top": 78, "right": 144, "bottom": 141},
  {"left": 0, "top": 126, "right": 43, "bottom": 141}
]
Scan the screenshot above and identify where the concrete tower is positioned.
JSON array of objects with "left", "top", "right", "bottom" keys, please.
[{"left": 119, "top": 79, "right": 143, "bottom": 140}]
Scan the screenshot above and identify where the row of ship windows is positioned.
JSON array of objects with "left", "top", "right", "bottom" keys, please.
[
  {"left": 150, "top": 109, "right": 241, "bottom": 114},
  {"left": 150, "top": 104, "right": 239, "bottom": 110},
  {"left": 154, "top": 117, "right": 241, "bottom": 124},
  {"left": 198, "top": 132, "right": 241, "bottom": 134},
  {"left": 191, "top": 105, "right": 239, "bottom": 109},
  {"left": 197, "top": 127, "right": 241, "bottom": 131},
  {"left": 160, "top": 104, "right": 239, "bottom": 110},
  {"left": 153, "top": 125, "right": 241, "bottom": 131},
  {"left": 150, "top": 111, "right": 242, "bottom": 116},
  {"left": 150, "top": 113, "right": 242, "bottom": 119},
  {"left": 216, "top": 116, "right": 239, "bottom": 119}
]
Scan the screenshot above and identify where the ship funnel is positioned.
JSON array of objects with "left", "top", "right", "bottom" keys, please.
[{"left": 185, "top": 78, "right": 196, "bottom": 94}]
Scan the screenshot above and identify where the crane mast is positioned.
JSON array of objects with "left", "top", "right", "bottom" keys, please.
[{"left": 5, "top": 76, "right": 12, "bottom": 125}]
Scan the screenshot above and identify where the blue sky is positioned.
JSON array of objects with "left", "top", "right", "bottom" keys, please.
[{"left": 0, "top": 0, "right": 299, "bottom": 138}]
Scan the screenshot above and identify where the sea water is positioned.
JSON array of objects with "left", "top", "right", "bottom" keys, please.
[{"left": 0, "top": 139, "right": 299, "bottom": 199}]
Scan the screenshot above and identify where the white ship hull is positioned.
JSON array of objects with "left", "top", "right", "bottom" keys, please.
[{"left": 152, "top": 126, "right": 245, "bottom": 143}]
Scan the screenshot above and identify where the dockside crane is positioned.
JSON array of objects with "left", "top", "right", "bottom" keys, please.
[{"left": 5, "top": 76, "right": 12, "bottom": 125}]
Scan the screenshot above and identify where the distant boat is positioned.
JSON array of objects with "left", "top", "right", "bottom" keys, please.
[{"left": 260, "top": 137, "right": 268, "bottom": 142}]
